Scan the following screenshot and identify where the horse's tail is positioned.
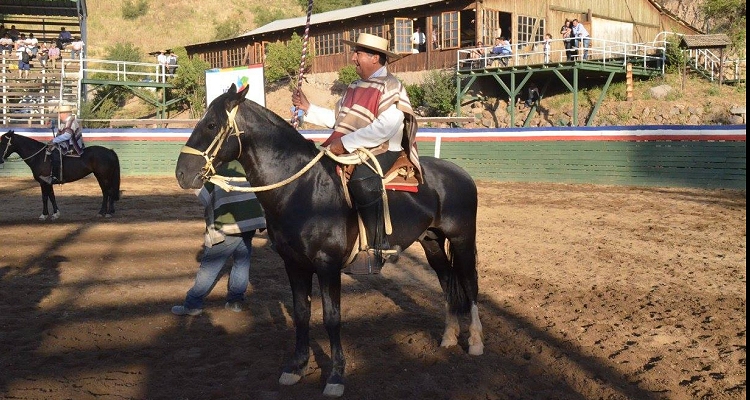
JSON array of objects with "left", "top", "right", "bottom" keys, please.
[
  {"left": 110, "top": 150, "right": 121, "bottom": 201},
  {"left": 445, "top": 241, "right": 475, "bottom": 315}
]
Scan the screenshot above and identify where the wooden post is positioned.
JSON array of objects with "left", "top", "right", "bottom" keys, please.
[
  {"left": 626, "top": 63, "right": 633, "bottom": 101},
  {"left": 719, "top": 48, "right": 724, "bottom": 86}
]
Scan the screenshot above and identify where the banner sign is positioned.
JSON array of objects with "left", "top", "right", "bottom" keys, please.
[{"left": 205, "top": 64, "right": 265, "bottom": 107}]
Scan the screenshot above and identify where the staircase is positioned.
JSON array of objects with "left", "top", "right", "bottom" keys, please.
[
  {"left": 687, "top": 48, "right": 746, "bottom": 85},
  {"left": 1, "top": 52, "right": 80, "bottom": 129}
]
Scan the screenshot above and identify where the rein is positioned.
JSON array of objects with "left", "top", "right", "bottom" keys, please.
[{"left": 1, "top": 136, "right": 47, "bottom": 162}]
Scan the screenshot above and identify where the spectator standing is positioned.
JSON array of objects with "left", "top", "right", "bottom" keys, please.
[
  {"left": 571, "top": 19, "right": 590, "bottom": 60},
  {"left": 8, "top": 25, "right": 19, "bottom": 42},
  {"left": 524, "top": 83, "right": 540, "bottom": 108},
  {"left": 543, "top": 33, "right": 552, "bottom": 64},
  {"left": 560, "top": 19, "right": 574, "bottom": 61},
  {"left": 412, "top": 26, "right": 426, "bottom": 53},
  {"left": 70, "top": 37, "right": 84, "bottom": 59},
  {"left": 47, "top": 42, "right": 60, "bottom": 69},
  {"left": 16, "top": 42, "right": 31, "bottom": 79},
  {"left": 57, "top": 27, "right": 72, "bottom": 49},
  {"left": 156, "top": 50, "right": 168, "bottom": 74},
  {"left": 171, "top": 161, "right": 266, "bottom": 316},
  {"left": 0, "top": 23, "right": 5, "bottom": 38},
  {"left": 167, "top": 50, "right": 178, "bottom": 74},
  {"left": 431, "top": 26, "right": 439, "bottom": 50}
]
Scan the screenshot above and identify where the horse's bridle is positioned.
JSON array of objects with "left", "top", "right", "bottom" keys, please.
[
  {"left": 179, "top": 106, "right": 243, "bottom": 182},
  {"left": 1, "top": 135, "right": 47, "bottom": 162}
]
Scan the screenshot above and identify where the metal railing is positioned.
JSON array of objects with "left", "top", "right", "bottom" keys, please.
[{"left": 457, "top": 36, "right": 666, "bottom": 73}]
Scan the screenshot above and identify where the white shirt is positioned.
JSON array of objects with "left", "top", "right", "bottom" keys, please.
[
  {"left": 412, "top": 31, "right": 426, "bottom": 45},
  {"left": 304, "top": 66, "right": 405, "bottom": 153},
  {"left": 573, "top": 23, "right": 589, "bottom": 38}
]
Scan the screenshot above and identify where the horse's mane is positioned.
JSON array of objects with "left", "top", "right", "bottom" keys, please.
[
  {"left": 3, "top": 131, "right": 44, "bottom": 147},
  {"left": 236, "top": 98, "right": 319, "bottom": 154}
]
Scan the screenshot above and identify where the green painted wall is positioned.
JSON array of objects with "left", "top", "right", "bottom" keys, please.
[{"left": 1, "top": 140, "right": 745, "bottom": 189}]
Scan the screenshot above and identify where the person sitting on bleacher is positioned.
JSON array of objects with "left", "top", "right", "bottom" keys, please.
[
  {"left": 57, "top": 27, "right": 72, "bottom": 49},
  {"left": 47, "top": 42, "right": 60, "bottom": 69},
  {"left": 490, "top": 37, "right": 513, "bottom": 66},
  {"left": 0, "top": 33, "right": 13, "bottom": 54},
  {"left": 25, "top": 33, "right": 39, "bottom": 59}
]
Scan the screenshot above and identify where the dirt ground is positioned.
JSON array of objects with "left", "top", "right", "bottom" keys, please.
[{"left": 0, "top": 176, "right": 745, "bottom": 400}]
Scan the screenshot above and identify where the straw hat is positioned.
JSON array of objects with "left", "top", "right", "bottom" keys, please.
[
  {"left": 342, "top": 33, "right": 401, "bottom": 62},
  {"left": 57, "top": 104, "right": 74, "bottom": 113}
]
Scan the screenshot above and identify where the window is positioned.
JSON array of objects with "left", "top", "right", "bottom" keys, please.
[
  {"left": 393, "top": 18, "right": 413, "bottom": 54},
  {"left": 517, "top": 15, "right": 545, "bottom": 46},
  {"left": 430, "top": 15, "right": 441, "bottom": 50},
  {"left": 349, "top": 25, "right": 384, "bottom": 43},
  {"left": 481, "top": 9, "right": 501, "bottom": 45},
  {"left": 314, "top": 32, "right": 344, "bottom": 56},
  {"left": 441, "top": 11, "right": 460, "bottom": 49},
  {"left": 227, "top": 46, "right": 244, "bottom": 67},
  {"left": 203, "top": 51, "right": 221, "bottom": 68}
]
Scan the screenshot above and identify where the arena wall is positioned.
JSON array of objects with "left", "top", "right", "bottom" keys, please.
[{"left": 1, "top": 126, "right": 745, "bottom": 189}]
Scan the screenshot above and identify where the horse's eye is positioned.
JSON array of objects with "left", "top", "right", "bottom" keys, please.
[{"left": 207, "top": 123, "right": 217, "bottom": 130}]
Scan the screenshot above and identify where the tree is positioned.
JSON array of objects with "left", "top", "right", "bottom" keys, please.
[
  {"left": 169, "top": 47, "right": 211, "bottom": 118},
  {"left": 264, "top": 33, "right": 312, "bottom": 83},
  {"left": 702, "top": 0, "right": 746, "bottom": 56}
]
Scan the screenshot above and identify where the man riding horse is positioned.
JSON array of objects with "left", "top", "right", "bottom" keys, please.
[
  {"left": 292, "top": 32, "right": 421, "bottom": 275},
  {"left": 39, "top": 104, "right": 85, "bottom": 184}
]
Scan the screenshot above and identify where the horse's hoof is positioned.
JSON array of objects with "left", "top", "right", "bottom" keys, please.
[
  {"left": 97, "top": 213, "right": 104, "bottom": 218},
  {"left": 323, "top": 383, "right": 345, "bottom": 397},
  {"left": 105, "top": 214, "right": 113, "bottom": 218},
  {"left": 38, "top": 214, "right": 47, "bottom": 221},
  {"left": 440, "top": 336, "right": 458, "bottom": 348},
  {"left": 50, "top": 211, "right": 60, "bottom": 220},
  {"left": 468, "top": 343, "right": 484, "bottom": 356},
  {"left": 279, "top": 372, "right": 302, "bottom": 386}
]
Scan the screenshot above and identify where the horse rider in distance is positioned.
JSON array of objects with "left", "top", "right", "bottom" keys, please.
[{"left": 39, "top": 104, "right": 85, "bottom": 184}]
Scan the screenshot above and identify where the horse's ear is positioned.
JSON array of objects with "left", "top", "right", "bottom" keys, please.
[{"left": 225, "top": 83, "right": 249, "bottom": 112}]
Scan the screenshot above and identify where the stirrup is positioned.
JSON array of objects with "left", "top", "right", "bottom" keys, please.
[{"left": 343, "top": 250, "right": 383, "bottom": 275}]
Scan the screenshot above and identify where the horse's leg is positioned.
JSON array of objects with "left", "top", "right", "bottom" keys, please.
[
  {"left": 94, "top": 176, "right": 109, "bottom": 217},
  {"left": 420, "top": 231, "right": 484, "bottom": 355},
  {"left": 419, "top": 233, "right": 460, "bottom": 348},
  {"left": 39, "top": 183, "right": 50, "bottom": 220},
  {"left": 318, "top": 270, "right": 345, "bottom": 397},
  {"left": 49, "top": 185, "right": 60, "bottom": 220},
  {"left": 279, "top": 266, "right": 314, "bottom": 386},
  {"left": 450, "top": 237, "right": 483, "bottom": 356}
]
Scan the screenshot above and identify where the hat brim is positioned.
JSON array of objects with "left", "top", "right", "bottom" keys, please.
[{"left": 341, "top": 38, "right": 402, "bottom": 62}]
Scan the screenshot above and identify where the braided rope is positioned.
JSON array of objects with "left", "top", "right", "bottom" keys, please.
[{"left": 292, "top": 0, "right": 314, "bottom": 130}]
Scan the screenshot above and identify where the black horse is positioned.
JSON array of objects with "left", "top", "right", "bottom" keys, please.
[
  {"left": 175, "top": 84, "right": 483, "bottom": 397},
  {"left": 1, "top": 130, "right": 121, "bottom": 219}
]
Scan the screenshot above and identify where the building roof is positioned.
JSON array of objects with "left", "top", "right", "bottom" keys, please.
[
  {"left": 242, "top": 0, "right": 445, "bottom": 37},
  {"left": 679, "top": 34, "right": 731, "bottom": 49},
  {"left": 0, "top": 0, "right": 85, "bottom": 18}
]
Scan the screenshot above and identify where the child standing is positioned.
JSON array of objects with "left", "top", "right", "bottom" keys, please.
[{"left": 543, "top": 33, "right": 552, "bottom": 64}]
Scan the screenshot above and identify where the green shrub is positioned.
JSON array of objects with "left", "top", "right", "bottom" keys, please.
[
  {"left": 264, "top": 33, "right": 313, "bottom": 83},
  {"left": 252, "top": 6, "right": 291, "bottom": 28},
  {"left": 337, "top": 64, "right": 359, "bottom": 86},
  {"left": 169, "top": 47, "right": 211, "bottom": 118},
  {"left": 421, "top": 70, "right": 456, "bottom": 116},
  {"left": 664, "top": 36, "right": 685, "bottom": 74},
  {"left": 405, "top": 83, "right": 425, "bottom": 108},
  {"left": 121, "top": 0, "right": 149, "bottom": 20}
]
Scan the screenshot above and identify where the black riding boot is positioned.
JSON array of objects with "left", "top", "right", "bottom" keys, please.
[
  {"left": 39, "top": 149, "right": 61, "bottom": 184},
  {"left": 346, "top": 174, "right": 390, "bottom": 274}
]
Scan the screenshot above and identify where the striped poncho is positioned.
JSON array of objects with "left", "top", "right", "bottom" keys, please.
[
  {"left": 198, "top": 161, "right": 266, "bottom": 247},
  {"left": 332, "top": 72, "right": 423, "bottom": 182}
]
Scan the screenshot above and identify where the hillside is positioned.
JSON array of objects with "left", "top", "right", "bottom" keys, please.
[{"left": 85, "top": 0, "right": 302, "bottom": 58}]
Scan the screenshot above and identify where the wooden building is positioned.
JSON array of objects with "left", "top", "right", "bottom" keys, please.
[{"left": 185, "top": 0, "right": 700, "bottom": 74}]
